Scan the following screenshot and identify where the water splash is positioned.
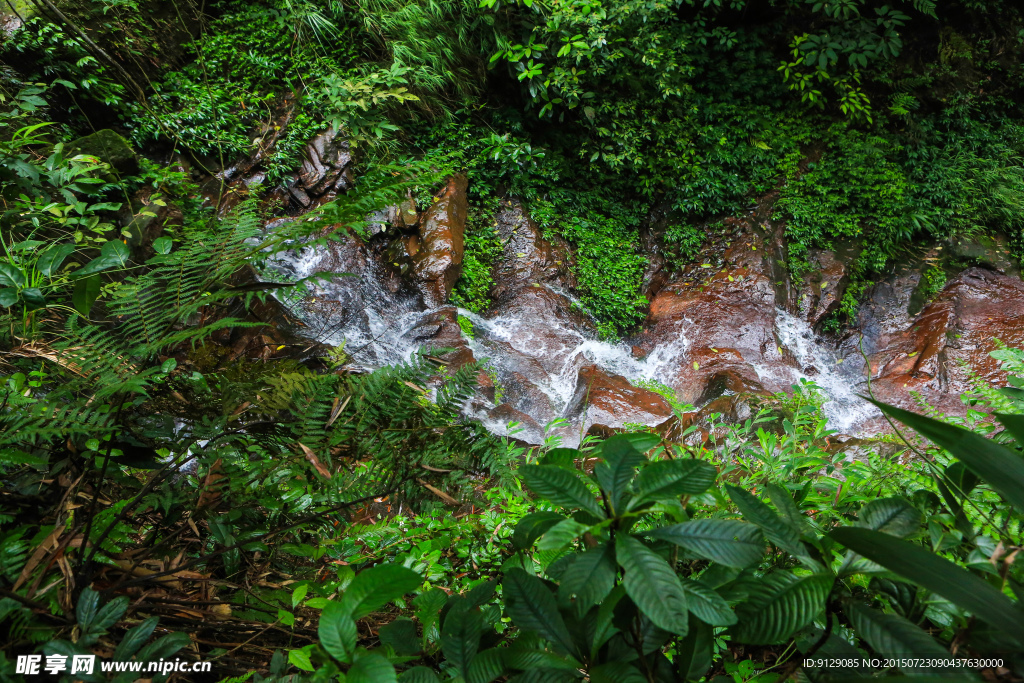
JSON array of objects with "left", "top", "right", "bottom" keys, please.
[{"left": 756, "top": 309, "right": 879, "bottom": 433}]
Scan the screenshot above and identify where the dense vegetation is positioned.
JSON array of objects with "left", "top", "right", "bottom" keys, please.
[{"left": 3, "top": 0, "right": 1024, "bottom": 681}]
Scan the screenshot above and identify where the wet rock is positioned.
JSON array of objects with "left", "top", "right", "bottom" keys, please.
[
  {"left": 404, "top": 306, "right": 475, "bottom": 368},
  {"left": 564, "top": 364, "right": 673, "bottom": 435},
  {"left": 796, "top": 249, "right": 850, "bottom": 328},
  {"left": 411, "top": 175, "right": 469, "bottom": 307},
  {"left": 865, "top": 267, "right": 1024, "bottom": 415},
  {"left": 484, "top": 404, "right": 547, "bottom": 444},
  {"left": 490, "top": 199, "right": 574, "bottom": 303},
  {"left": 66, "top": 129, "right": 139, "bottom": 176},
  {"left": 947, "top": 233, "right": 1019, "bottom": 276},
  {"left": 633, "top": 230, "right": 782, "bottom": 404},
  {"left": 299, "top": 129, "right": 353, "bottom": 196}
]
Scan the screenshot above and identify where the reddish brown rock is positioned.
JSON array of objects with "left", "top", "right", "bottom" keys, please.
[
  {"left": 633, "top": 230, "right": 783, "bottom": 404},
  {"left": 405, "top": 306, "right": 475, "bottom": 368},
  {"left": 866, "top": 267, "right": 1024, "bottom": 415},
  {"left": 411, "top": 175, "right": 469, "bottom": 307},
  {"left": 564, "top": 364, "right": 674, "bottom": 435}
]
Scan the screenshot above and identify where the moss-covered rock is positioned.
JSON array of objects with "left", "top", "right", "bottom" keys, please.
[{"left": 65, "top": 129, "right": 139, "bottom": 176}]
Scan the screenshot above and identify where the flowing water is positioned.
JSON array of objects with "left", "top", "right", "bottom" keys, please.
[{"left": 267, "top": 241, "right": 877, "bottom": 438}]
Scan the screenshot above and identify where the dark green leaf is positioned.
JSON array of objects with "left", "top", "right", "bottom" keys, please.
[
  {"left": 37, "top": 243, "right": 75, "bottom": 276},
  {"left": 379, "top": 618, "right": 420, "bottom": 656},
  {"left": 557, "top": 543, "right": 616, "bottom": 613},
  {"left": 152, "top": 236, "right": 173, "bottom": 255},
  {"left": 514, "top": 511, "right": 567, "bottom": 550},
  {"left": 616, "top": 535, "right": 689, "bottom": 635},
  {"left": 319, "top": 602, "right": 358, "bottom": 663},
  {"left": 680, "top": 579, "right": 736, "bottom": 626},
  {"left": 731, "top": 572, "right": 832, "bottom": 644},
  {"left": 632, "top": 459, "right": 716, "bottom": 504},
  {"left": 831, "top": 527, "right": 1024, "bottom": 644},
  {"left": 338, "top": 565, "right": 421, "bottom": 620},
  {"left": 348, "top": 652, "right": 397, "bottom": 683},
  {"left": 467, "top": 647, "right": 506, "bottom": 683},
  {"left": 399, "top": 667, "right": 441, "bottom": 683},
  {"left": 135, "top": 632, "right": 191, "bottom": 663},
  {"left": 441, "top": 606, "right": 483, "bottom": 678},
  {"left": 858, "top": 497, "right": 922, "bottom": 538},
  {"left": 594, "top": 435, "right": 644, "bottom": 514},
  {"left": 74, "top": 239, "right": 131, "bottom": 278},
  {"left": 589, "top": 661, "right": 646, "bottom": 683},
  {"left": 503, "top": 568, "right": 576, "bottom": 655},
  {"left": 0, "top": 262, "right": 26, "bottom": 288},
  {"left": 0, "top": 288, "right": 19, "bottom": 308},
  {"left": 114, "top": 617, "right": 158, "bottom": 660},
  {"left": 521, "top": 465, "right": 604, "bottom": 518},
  {"left": 72, "top": 274, "right": 100, "bottom": 316},
  {"left": 649, "top": 519, "right": 765, "bottom": 568},
  {"left": 726, "top": 485, "right": 805, "bottom": 556},
  {"left": 867, "top": 398, "right": 1024, "bottom": 513},
  {"left": 844, "top": 601, "right": 962, "bottom": 677},
  {"left": 767, "top": 484, "right": 804, "bottom": 532},
  {"left": 20, "top": 287, "right": 45, "bottom": 310},
  {"left": 539, "top": 448, "right": 579, "bottom": 469}
]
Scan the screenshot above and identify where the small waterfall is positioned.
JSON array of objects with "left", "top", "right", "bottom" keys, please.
[
  {"left": 757, "top": 310, "right": 879, "bottom": 433},
  {"left": 264, "top": 233, "right": 876, "bottom": 437}
]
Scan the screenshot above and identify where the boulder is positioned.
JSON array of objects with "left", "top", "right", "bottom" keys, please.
[
  {"left": 564, "top": 364, "right": 674, "bottom": 435},
  {"left": 865, "top": 267, "right": 1024, "bottom": 415},
  {"left": 411, "top": 175, "right": 469, "bottom": 307},
  {"left": 66, "top": 129, "right": 139, "bottom": 176},
  {"left": 490, "top": 198, "right": 574, "bottom": 303}
]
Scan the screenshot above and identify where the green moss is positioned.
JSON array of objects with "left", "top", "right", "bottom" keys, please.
[{"left": 65, "top": 129, "right": 139, "bottom": 176}]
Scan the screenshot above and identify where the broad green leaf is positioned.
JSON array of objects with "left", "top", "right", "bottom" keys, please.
[
  {"left": 867, "top": 398, "right": 1024, "bottom": 513},
  {"left": 514, "top": 511, "right": 567, "bottom": 550},
  {"left": 649, "top": 519, "right": 765, "bottom": 568},
  {"left": 590, "top": 585, "right": 626, "bottom": 659},
  {"left": 72, "top": 274, "right": 100, "bottom": 316},
  {"left": 0, "top": 288, "right": 17, "bottom": 308},
  {"left": 113, "top": 617, "right": 157, "bottom": 660},
  {"left": 632, "top": 459, "right": 716, "bottom": 505},
  {"left": 152, "top": 236, "right": 173, "bottom": 254},
  {"left": 593, "top": 434, "right": 644, "bottom": 514},
  {"left": 36, "top": 243, "right": 75, "bottom": 276},
  {"left": 589, "top": 661, "right": 646, "bottom": 683},
  {"left": 0, "top": 262, "right": 26, "bottom": 288},
  {"left": 134, "top": 632, "right": 191, "bottom": 663},
  {"left": 91, "top": 595, "right": 128, "bottom": 630},
  {"left": 767, "top": 484, "right": 804, "bottom": 532},
  {"left": 858, "top": 497, "right": 922, "bottom": 538},
  {"left": 379, "top": 617, "right": 419, "bottom": 656},
  {"left": 347, "top": 651, "right": 397, "bottom": 683},
  {"left": 319, "top": 602, "right": 358, "bottom": 663},
  {"left": 503, "top": 568, "right": 576, "bottom": 655},
  {"left": 557, "top": 544, "right": 616, "bottom": 613},
  {"left": 831, "top": 527, "right": 1024, "bottom": 644},
  {"left": 680, "top": 579, "right": 736, "bottom": 626},
  {"left": 616, "top": 535, "right": 689, "bottom": 635},
  {"left": 21, "top": 287, "right": 45, "bottom": 310},
  {"left": 521, "top": 465, "right": 604, "bottom": 518},
  {"left": 467, "top": 647, "right": 506, "bottom": 683},
  {"left": 539, "top": 447, "right": 579, "bottom": 469},
  {"left": 623, "top": 432, "right": 661, "bottom": 453},
  {"left": 503, "top": 645, "right": 579, "bottom": 671},
  {"left": 74, "top": 239, "right": 131, "bottom": 278},
  {"left": 726, "top": 485, "right": 805, "bottom": 556},
  {"left": 536, "top": 518, "right": 590, "bottom": 552},
  {"left": 76, "top": 587, "right": 101, "bottom": 626},
  {"left": 996, "top": 412, "right": 1024, "bottom": 448},
  {"left": 844, "top": 601, "right": 962, "bottom": 677},
  {"left": 398, "top": 667, "right": 441, "bottom": 682},
  {"left": 338, "top": 565, "right": 421, "bottom": 620},
  {"left": 441, "top": 606, "right": 483, "bottom": 677},
  {"left": 731, "top": 572, "right": 832, "bottom": 644},
  {"left": 675, "top": 617, "right": 714, "bottom": 681},
  {"left": 289, "top": 649, "right": 315, "bottom": 672}
]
